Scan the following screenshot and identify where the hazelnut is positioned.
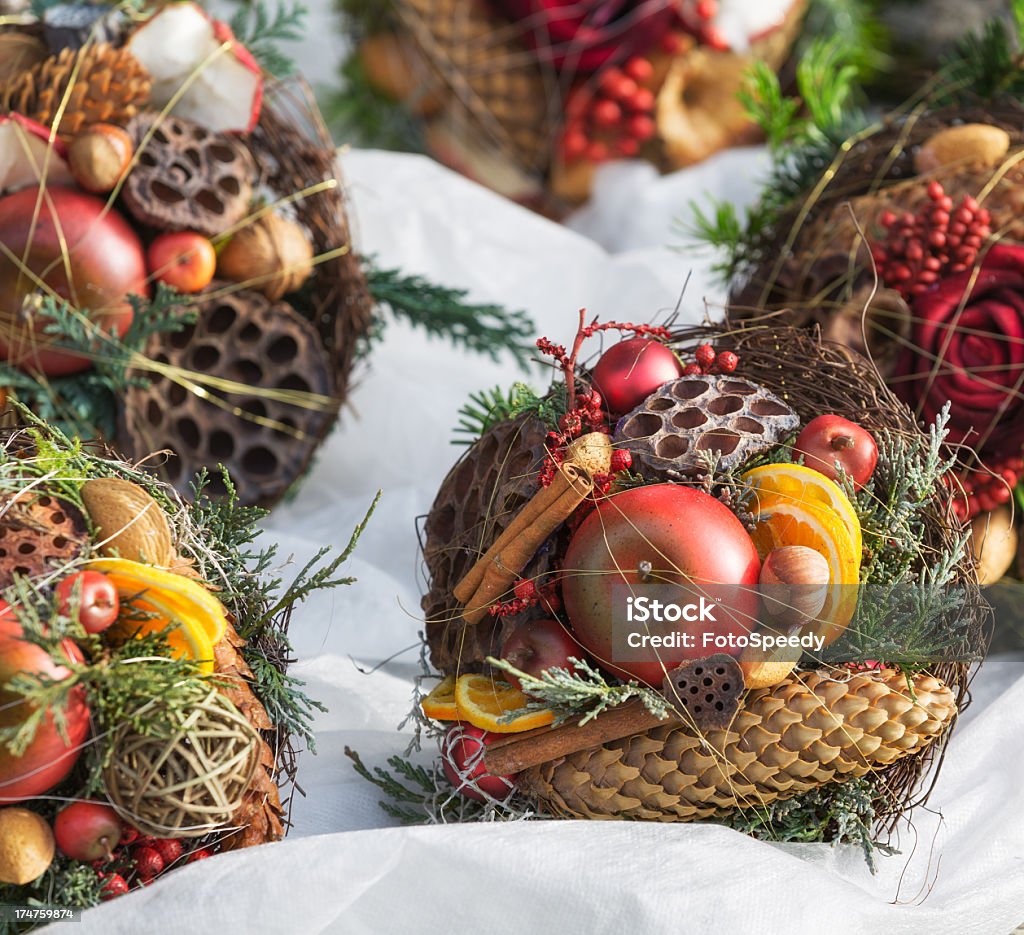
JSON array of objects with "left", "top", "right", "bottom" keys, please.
[
  {"left": 68, "top": 124, "right": 133, "bottom": 194},
  {"left": 760, "top": 545, "right": 831, "bottom": 627}
]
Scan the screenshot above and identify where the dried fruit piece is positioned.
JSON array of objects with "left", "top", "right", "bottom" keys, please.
[
  {"left": 453, "top": 673, "right": 554, "bottom": 733},
  {"left": 0, "top": 113, "right": 73, "bottom": 194},
  {"left": 420, "top": 675, "right": 459, "bottom": 720}
]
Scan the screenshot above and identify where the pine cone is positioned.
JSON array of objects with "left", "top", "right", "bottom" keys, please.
[
  {"left": 422, "top": 413, "right": 552, "bottom": 673},
  {"left": 213, "top": 621, "right": 285, "bottom": 850},
  {"left": 519, "top": 668, "right": 956, "bottom": 820},
  {"left": 1, "top": 44, "right": 150, "bottom": 139},
  {"left": 393, "top": 0, "right": 554, "bottom": 171}
]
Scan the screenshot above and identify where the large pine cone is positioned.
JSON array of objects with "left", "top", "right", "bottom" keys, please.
[
  {"left": 519, "top": 668, "right": 956, "bottom": 821},
  {"left": 393, "top": 0, "right": 554, "bottom": 170},
  {"left": 0, "top": 43, "right": 151, "bottom": 139},
  {"left": 422, "top": 414, "right": 553, "bottom": 673}
]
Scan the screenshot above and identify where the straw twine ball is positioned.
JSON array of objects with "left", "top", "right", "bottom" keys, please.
[{"left": 103, "top": 685, "right": 261, "bottom": 838}]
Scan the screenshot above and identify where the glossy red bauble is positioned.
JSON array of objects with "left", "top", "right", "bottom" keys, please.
[
  {"left": 0, "top": 186, "right": 148, "bottom": 376},
  {"left": 794, "top": 415, "right": 878, "bottom": 490},
  {"left": 590, "top": 337, "right": 682, "bottom": 416},
  {"left": 0, "top": 602, "right": 90, "bottom": 802},
  {"left": 440, "top": 724, "right": 517, "bottom": 802},
  {"left": 561, "top": 484, "right": 761, "bottom": 685},
  {"left": 55, "top": 571, "right": 120, "bottom": 634},
  {"left": 54, "top": 801, "right": 122, "bottom": 862},
  {"left": 500, "top": 619, "right": 584, "bottom": 690}
]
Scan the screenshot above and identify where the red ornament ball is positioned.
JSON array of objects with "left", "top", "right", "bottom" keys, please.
[
  {"left": 591, "top": 337, "right": 683, "bottom": 416},
  {"left": 440, "top": 724, "right": 517, "bottom": 802}
]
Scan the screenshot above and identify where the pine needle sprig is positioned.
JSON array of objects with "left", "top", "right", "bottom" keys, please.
[
  {"left": 487, "top": 656, "right": 671, "bottom": 726},
  {"left": 452, "top": 382, "right": 567, "bottom": 445},
  {"left": 344, "top": 747, "right": 541, "bottom": 825},
  {"left": 364, "top": 262, "right": 536, "bottom": 370},
  {"left": 718, "top": 777, "right": 892, "bottom": 872},
  {"left": 228, "top": 0, "right": 309, "bottom": 76},
  {"left": 0, "top": 857, "right": 104, "bottom": 927},
  {"left": 937, "top": 0, "right": 1024, "bottom": 103}
]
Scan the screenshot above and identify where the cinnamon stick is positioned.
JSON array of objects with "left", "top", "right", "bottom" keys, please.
[
  {"left": 454, "top": 462, "right": 592, "bottom": 625},
  {"left": 483, "top": 699, "right": 675, "bottom": 776}
]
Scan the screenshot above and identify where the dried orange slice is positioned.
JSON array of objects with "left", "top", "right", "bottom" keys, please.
[
  {"left": 453, "top": 673, "right": 555, "bottom": 733},
  {"left": 748, "top": 494, "right": 861, "bottom": 644},
  {"left": 420, "top": 676, "right": 459, "bottom": 721},
  {"left": 742, "top": 463, "right": 862, "bottom": 557}
]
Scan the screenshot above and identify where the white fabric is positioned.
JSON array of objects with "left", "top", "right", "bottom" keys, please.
[{"left": 53, "top": 151, "right": 1024, "bottom": 935}]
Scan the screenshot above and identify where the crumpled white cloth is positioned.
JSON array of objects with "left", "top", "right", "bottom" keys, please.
[{"left": 52, "top": 150, "right": 1024, "bottom": 935}]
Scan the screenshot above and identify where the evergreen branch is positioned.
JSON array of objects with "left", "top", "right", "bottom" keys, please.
[
  {"left": 487, "top": 656, "right": 671, "bottom": 725},
  {"left": 452, "top": 382, "right": 566, "bottom": 445},
  {"left": 938, "top": 1, "right": 1024, "bottom": 103},
  {"left": 364, "top": 262, "right": 536, "bottom": 370},
  {"left": 228, "top": 0, "right": 308, "bottom": 76}
]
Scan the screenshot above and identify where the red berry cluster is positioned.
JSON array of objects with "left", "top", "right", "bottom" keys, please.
[
  {"left": 537, "top": 388, "right": 610, "bottom": 488},
  {"left": 562, "top": 57, "right": 657, "bottom": 165},
  {"left": 681, "top": 343, "right": 738, "bottom": 377},
  {"left": 95, "top": 828, "right": 210, "bottom": 898},
  {"left": 950, "top": 453, "right": 1024, "bottom": 520},
  {"left": 676, "top": 0, "right": 728, "bottom": 50},
  {"left": 489, "top": 577, "right": 562, "bottom": 619},
  {"left": 872, "top": 181, "right": 992, "bottom": 298},
  {"left": 536, "top": 311, "right": 672, "bottom": 413}
]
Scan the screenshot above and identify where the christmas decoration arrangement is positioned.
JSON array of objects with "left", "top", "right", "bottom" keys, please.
[
  {"left": 350, "top": 313, "right": 986, "bottom": 865},
  {"left": 693, "top": 7, "right": 1024, "bottom": 588},
  {"left": 0, "top": 411, "right": 376, "bottom": 923},
  {"left": 0, "top": 0, "right": 533, "bottom": 508},
  {"left": 336, "top": 0, "right": 810, "bottom": 211}
]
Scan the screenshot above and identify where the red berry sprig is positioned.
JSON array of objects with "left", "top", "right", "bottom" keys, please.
[
  {"left": 950, "top": 453, "right": 1024, "bottom": 520},
  {"left": 98, "top": 871, "right": 129, "bottom": 900},
  {"left": 683, "top": 343, "right": 739, "bottom": 376},
  {"left": 489, "top": 577, "right": 562, "bottom": 619},
  {"left": 872, "top": 181, "right": 992, "bottom": 298},
  {"left": 562, "top": 57, "right": 658, "bottom": 165}
]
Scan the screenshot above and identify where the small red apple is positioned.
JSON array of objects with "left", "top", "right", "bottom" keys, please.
[
  {"left": 0, "top": 602, "right": 90, "bottom": 802},
  {"left": 53, "top": 801, "right": 122, "bottom": 862},
  {"left": 440, "top": 724, "right": 517, "bottom": 802},
  {"left": 0, "top": 185, "right": 148, "bottom": 376},
  {"left": 590, "top": 337, "right": 683, "bottom": 417},
  {"left": 499, "top": 619, "right": 584, "bottom": 690},
  {"left": 55, "top": 571, "right": 120, "bottom": 635},
  {"left": 147, "top": 232, "right": 216, "bottom": 294},
  {"left": 794, "top": 415, "right": 878, "bottom": 490}
]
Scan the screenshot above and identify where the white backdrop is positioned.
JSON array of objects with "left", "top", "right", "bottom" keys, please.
[{"left": 52, "top": 150, "right": 1024, "bottom": 935}]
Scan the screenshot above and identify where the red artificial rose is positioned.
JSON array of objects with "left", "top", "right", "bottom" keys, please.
[
  {"left": 486, "top": 0, "right": 677, "bottom": 72},
  {"left": 895, "top": 243, "right": 1024, "bottom": 454}
]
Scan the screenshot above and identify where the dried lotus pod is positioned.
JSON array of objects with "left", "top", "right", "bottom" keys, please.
[
  {"left": 662, "top": 654, "right": 743, "bottom": 730},
  {"left": 122, "top": 112, "right": 254, "bottom": 237},
  {"left": 0, "top": 493, "right": 88, "bottom": 588},
  {"left": 613, "top": 375, "right": 799, "bottom": 477},
  {"left": 118, "top": 286, "right": 334, "bottom": 508}
]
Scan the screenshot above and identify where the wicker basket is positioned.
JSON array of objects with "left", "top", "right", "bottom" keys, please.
[{"left": 420, "top": 316, "right": 987, "bottom": 830}]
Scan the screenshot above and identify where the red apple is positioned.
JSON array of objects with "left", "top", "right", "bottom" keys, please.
[
  {"left": 561, "top": 484, "right": 761, "bottom": 685},
  {"left": 794, "top": 415, "right": 878, "bottom": 490},
  {"left": 591, "top": 337, "right": 683, "bottom": 416},
  {"left": 147, "top": 232, "right": 216, "bottom": 294},
  {"left": 0, "top": 185, "right": 148, "bottom": 376},
  {"left": 53, "top": 801, "right": 122, "bottom": 861},
  {"left": 499, "top": 619, "right": 584, "bottom": 690},
  {"left": 440, "top": 724, "right": 517, "bottom": 802},
  {"left": 55, "top": 572, "right": 120, "bottom": 635},
  {"left": 0, "top": 602, "right": 90, "bottom": 803}
]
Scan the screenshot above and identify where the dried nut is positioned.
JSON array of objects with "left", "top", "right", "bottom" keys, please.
[
  {"left": 0, "top": 33, "right": 48, "bottom": 84},
  {"left": 81, "top": 477, "right": 174, "bottom": 566},
  {"left": 564, "top": 432, "right": 613, "bottom": 476},
  {"left": 0, "top": 808, "right": 54, "bottom": 885},
  {"left": 760, "top": 545, "right": 830, "bottom": 627},
  {"left": 971, "top": 505, "right": 1018, "bottom": 586},
  {"left": 915, "top": 124, "right": 1011, "bottom": 175},
  {"left": 738, "top": 639, "right": 799, "bottom": 691},
  {"left": 68, "top": 123, "right": 133, "bottom": 194},
  {"left": 216, "top": 213, "right": 314, "bottom": 302}
]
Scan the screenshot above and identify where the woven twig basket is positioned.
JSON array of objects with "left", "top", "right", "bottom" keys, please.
[
  {"left": 118, "top": 75, "right": 374, "bottom": 507},
  {"left": 421, "top": 317, "right": 987, "bottom": 827}
]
